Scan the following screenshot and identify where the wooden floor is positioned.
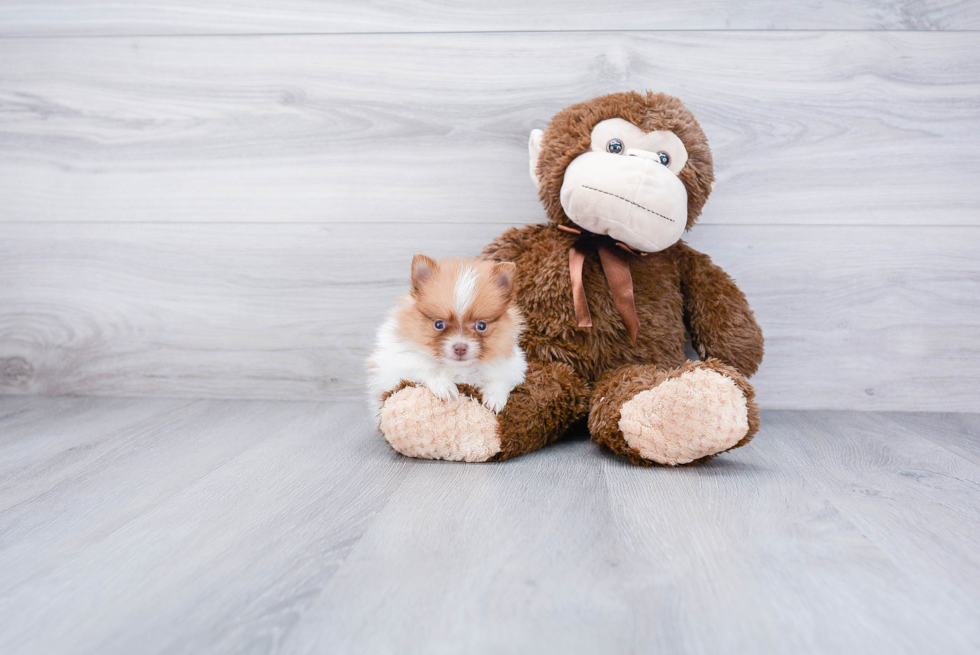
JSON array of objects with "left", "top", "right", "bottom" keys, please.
[{"left": 0, "top": 397, "right": 978, "bottom": 653}]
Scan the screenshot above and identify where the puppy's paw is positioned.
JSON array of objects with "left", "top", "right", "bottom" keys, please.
[
  {"left": 480, "top": 387, "right": 510, "bottom": 414},
  {"left": 427, "top": 378, "right": 459, "bottom": 401}
]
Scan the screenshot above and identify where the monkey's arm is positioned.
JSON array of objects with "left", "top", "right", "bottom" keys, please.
[{"left": 674, "top": 243, "right": 764, "bottom": 376}]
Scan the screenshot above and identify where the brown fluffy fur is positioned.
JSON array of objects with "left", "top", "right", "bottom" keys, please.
[
  {"left": 536, "top": 91, "right": 715, "bottom": 231},
  {"left": 588, "top": 359, "right": 760, "bottom": 467},
  {"left": 477, "top": 91, "right": 764, "bottom": 465},
  {"left": 382, "top": 92, "right": 764, "bottom": 466},
  {"left": 491, "top": 361, "right": 591, "bottom": 461}
]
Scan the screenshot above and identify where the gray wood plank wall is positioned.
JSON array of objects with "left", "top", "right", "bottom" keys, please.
[
  {"left": 1, "top": 1, "right": 978, "bottom": 35},
  {"left": 1, "top": 3, "right": 978, "bottom": 410}
]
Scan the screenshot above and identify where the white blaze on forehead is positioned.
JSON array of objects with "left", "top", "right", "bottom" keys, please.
[{"left": 454, "top": 266, "right": 478, "bottom": 317}]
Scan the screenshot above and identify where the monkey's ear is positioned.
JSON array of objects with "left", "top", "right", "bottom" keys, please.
[
  {"left": 528, "top": 129, "right": 544, "bottom": 190},
  {"left": 411, "top": 254, "right": 438, "bottom": 290},
  {"left": 493, "top": 261, "right": 517, "bottom": 298}
]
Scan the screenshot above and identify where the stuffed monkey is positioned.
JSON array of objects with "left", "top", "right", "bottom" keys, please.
[{"left": 379, "top": 91, "right": 763, "bottom": 466}]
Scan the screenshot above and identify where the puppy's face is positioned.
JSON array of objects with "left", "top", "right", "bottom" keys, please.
[{"left": 401, "top": 255, "right": 520, "bottom": 366}]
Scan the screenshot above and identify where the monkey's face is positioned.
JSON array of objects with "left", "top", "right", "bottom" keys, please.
[
  {"left": 558, "top": 118, "right": 689, "bottom": 252},
  {"left": 529, "top": 92, "right": 714, "bottom": 254}
]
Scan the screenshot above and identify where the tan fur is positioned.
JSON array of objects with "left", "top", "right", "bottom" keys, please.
[
  {"left": 402, "top": 256, "right": 522, "bottom": 363},
  {"left": 536, "top": 91, "right": 714, "bottom": 231},
  {"left": 619, "top": 367, "right": 748, "bottom": 466},
  {"left": 588, "top": 359, "right": 761, "bottom": 467},
  {"left": 380, "top": 384, "right": 501, "bottom": 462},
  {"left": 380, "top": 92, "right": 764, "bottom": 466}
]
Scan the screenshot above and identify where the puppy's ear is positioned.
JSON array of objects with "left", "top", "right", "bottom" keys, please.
[
  {"left": 493, "top": 261, "right": 517, "bottom": 298},
  {"left": 411, "top": 254, "right": 438, "bottom": 291}
]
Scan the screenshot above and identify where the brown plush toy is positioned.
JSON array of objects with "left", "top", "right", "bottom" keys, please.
[{"left": 379, "top": 91, "right": 763, "bottom": 466}]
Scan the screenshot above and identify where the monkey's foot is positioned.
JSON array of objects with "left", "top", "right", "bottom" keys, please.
[
  {"left": 379, "top": 385, "right": 500, "bottom": 462},
  {"left": 620, "top": 361, "right": 755, "bottom": 465},
  {"left": 590, "top": 359, "right": 760, "bottom": 466}
]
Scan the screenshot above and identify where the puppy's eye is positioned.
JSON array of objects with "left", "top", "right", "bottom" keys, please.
[
  {"left": 657, "top": 151, "right": 670, "bottom": 166},
  {"left": 433, "top": 320, "right": 446, "bottom": 331},
  {"left": 475, "top": 321, "right": 488, "bottom": 332},
  {"left": 606, "top": 139, "right": 625, "bottom": 155}
]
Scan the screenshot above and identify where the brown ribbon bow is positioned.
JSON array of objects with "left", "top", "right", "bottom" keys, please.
[{"left": 557, "top": 224, "right": 647, "bottom": 346}]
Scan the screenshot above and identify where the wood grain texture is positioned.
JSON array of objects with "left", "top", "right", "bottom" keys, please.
[
  {"left": 1, "top": 0, "right": 978, "bottom": 36},
  {"left": 0, "top": 222, "right": 977, "bottom": 410},
  {"left": 0, "top": 398, "right": 414, "bottom": 654},
  {"left": 293, "top": 414, "right": 974, "bottom": 654},
  {"left": 0, "top": 395, "right": 193, "bottom": 512},
  {"left": 1, "top": 31, "right": 978, "bottom": 226},
  {"left": 2, "top": 398, "right": 979, "bottom": 653},
  {"left": 877, "top": 411, "right": 980, "bottom": 467},
  {"left": 763, "top": 410, "right": 980, "bottom": 645}
]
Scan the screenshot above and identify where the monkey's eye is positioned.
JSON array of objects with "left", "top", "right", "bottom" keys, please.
[
  {"left": 475, "top": 320, "right": 488, "bottom": 333},
  {"left": 657, "top": 152, "right": 670, "bottom": 166},
  {"left": 433, "top": 320, "right": 446, "bottom": 331},
  {"left": 606, "top": 139, "right": 625, "bottom": 155}
]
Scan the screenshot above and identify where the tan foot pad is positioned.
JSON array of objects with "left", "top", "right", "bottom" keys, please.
[
  {"left": 379, "top": 386, "right": 501, "bottom": 462},
  {"left": 619, "top": 368, "right": 749, "bottom": 466}
]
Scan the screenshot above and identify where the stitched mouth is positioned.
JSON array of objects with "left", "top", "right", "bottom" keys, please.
[{"left": 581, "top": 185, "right": 675, "bottom": 223}]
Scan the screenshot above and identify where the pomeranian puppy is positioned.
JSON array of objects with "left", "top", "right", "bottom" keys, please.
[{"left": 367, "top": 254, "right": 527, "bottom": 415}]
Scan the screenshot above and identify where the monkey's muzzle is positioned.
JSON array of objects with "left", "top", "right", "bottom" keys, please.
[{"left": 559, "top": 152, "right": 688, "bottom": 253}]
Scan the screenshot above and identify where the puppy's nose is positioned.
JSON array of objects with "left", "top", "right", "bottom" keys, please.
[{"left": 453, "top": 343, "right": 468, "bottom": 357}]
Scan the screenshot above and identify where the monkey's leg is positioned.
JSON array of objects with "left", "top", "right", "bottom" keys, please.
[
  {"left": 588, "top": 359, "right": 760, "bottom": 466},
  {"left": 379, "top": 361, "right": 590, "bottom": 463}
]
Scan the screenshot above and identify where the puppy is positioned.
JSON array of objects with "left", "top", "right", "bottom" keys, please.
[{"left": 367, "top": 254, "right": 527, "bottom": 415}]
